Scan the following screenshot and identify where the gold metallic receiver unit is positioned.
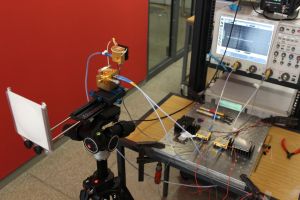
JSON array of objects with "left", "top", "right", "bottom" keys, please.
[
  {"left": 111, "top": 45, "right": 126, "bottom": 65},
  {"left": 96, "top": 67, "right": 119, "bottom": 91}
]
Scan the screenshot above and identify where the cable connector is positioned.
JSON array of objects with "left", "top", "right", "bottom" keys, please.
[
  {"left": 101, "top": 50, "right": 112, "bottom": 57},
  {"left": 208, "top": 52, "right": 229, "bottom": 71},
  {"left": 232, "top": 61, "right": 241, "bottom": 71},
  {"left": 264, "top": 68, "right": 273, "bottom": 80}
]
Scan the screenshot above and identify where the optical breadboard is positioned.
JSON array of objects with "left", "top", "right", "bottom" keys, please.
[
  {"left": 211, "top": 6, "right": 300, "bottom": 89},
  {"left": 154, "top": 102, "right": 269, "bottom": 191},
  {"left": 6, "top": 88, "right": 53, "bottom": 152}
]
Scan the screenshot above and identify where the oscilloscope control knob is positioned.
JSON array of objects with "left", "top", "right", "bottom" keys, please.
[
  {"left": 248, "top": 65, "right": 257, "bottom": 73},
  {"left": 281, "top": 73, "right": 290, "bottom": 82},
  {"left": 279, "top": 27, "right": 285, "bottom": 32}
]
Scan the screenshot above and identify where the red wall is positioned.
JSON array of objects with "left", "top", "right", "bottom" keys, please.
[{"left": 0, "top": 0, "right": 148, "bottom": 179}]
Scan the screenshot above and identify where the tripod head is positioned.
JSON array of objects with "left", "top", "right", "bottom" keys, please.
[
  {"left": 63, "top": 117, "right": 135, "bottom": 160},
  {"left": 61, "top": 88, "right": 136, "bottom": 200},
  {"left": 63, "top": 87, "right": 135, "bottom": 160}
]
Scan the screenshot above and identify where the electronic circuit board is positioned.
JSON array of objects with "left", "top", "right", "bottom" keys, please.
[{"left": 152, "top": 102, "right": 270, "bottom": 191}]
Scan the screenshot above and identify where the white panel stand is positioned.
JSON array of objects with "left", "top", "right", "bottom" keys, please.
[{"left": 6, "top": 88, "right": 80, "bottom": 153}]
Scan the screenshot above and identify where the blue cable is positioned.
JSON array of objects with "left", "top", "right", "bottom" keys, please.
[
  {"left": 85, "top": 52, "right": 102, "bottom": 101},
  {"left": 84, "top": 51, "right": 113, "bottom": 101},
  {"left": 114, "top": 75, "right": 133, "bottom": 83},
  {"left": 208, "top": 125, "right": 214, "bottom": 132},
  {"left": 208, "top": 52, "right": 229, "bottom": 71},
  {"left": 229, "top": 3, "right": 241, "bottom": 12}
]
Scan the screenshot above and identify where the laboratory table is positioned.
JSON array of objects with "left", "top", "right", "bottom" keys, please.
[{"left": 117, "top": 94, "right": 300, "bottom": 200}]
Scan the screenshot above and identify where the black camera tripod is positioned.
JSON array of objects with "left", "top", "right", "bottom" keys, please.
[
  {"left": 79, "top": 159, "right": 134, "bottom": 200},
  {"left": 63, "top": 88, "right": 134, "bottom": 200}
]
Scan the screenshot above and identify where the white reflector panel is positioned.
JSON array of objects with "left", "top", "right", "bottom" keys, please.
[{"left": 6, "top": 88, "right": 53, "bottom": 152}]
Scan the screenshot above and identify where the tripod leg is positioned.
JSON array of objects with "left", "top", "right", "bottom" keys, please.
[
  {"left": 80, "top": 189, "right": 89, "bottom": 200},
  {"left": 121, "top": 186, "right": 134, "bottom": 200}
]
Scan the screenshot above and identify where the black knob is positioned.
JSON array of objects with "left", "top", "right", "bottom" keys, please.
[
  {"left": 33, "top": 146, "right": 43, "bottom": 155},
  {"left": 280, "top": 27, "right": 285, "bottom": 32},
  {"left": 84, "top": 137, "right": 99, "bottom": 154},
  {"left": 274, "top": 51, "right": 279, "bottom": 56},
  {"left": 249, "top": 65, "right": 257, "bottom": 73},
  {"left": 281, "top": 73, "right": 290, "bottom": 82},
  {"left": 282, "top": 53, "right": 286, "bottom": 57},
  {"left": 107, "top": 135, "right": 119, "bottom": 152},
  {"left": 24, "top": 140, "right": 33, "bottom": 149},
  {"left": 289, "top": 54, "right": 294, "bottom": 60}
]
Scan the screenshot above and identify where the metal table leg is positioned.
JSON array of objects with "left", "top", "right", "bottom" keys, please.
[
  {"left": 117, "top": 146, "right": 126, "bottom": 188},
  {"left": 163, "top": 164, "right": 170, "bottom": 197},
  {"left": 181, "top": 22, "right": 191, "bottom": 85}
]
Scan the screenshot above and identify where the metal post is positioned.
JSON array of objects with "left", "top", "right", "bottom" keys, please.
[
  {"left": 181, "top": 21, "right": 191, "bottom": 86},
  {"left": 117, "top": 145, "right": 126, "bottom": 188},
  {"left": 170, "top": 0, "right": 180, "bottom": 57},
  {"left": 163, "top": 164, "right": 170, "bottom": 197},
  {"left": 96, "top": 160, "right": 109, "bottom": 179},
  {"left": 138, "top": 151, "right": 145, "bottom": 182},
  {"left": 50, "top": 117, "right": 71, "bottom": 131},
  {"left": 52, "top": 121, "right": 80, "bottom": 141},
  {"left": 188, "top": 0, "right": 216, "bottom": 98}
]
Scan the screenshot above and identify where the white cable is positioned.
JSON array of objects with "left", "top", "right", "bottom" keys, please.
[
  {"left": 131, "top": 85, "right": 176, "bottom": 150},
  {"left": 134, "top": 84, "right": 192, "bottom": 137},
  {"left": 106, "top": 40, "right": 111, "bottom": 67},
  {"left": 213, "top": 71, "right": 233, "bottom": 123},
  {"left": 143, "top": 94, "right": 176, "bottom": 150},
  {"left": 85, "top": 52, "right": 103, "bottom": 101},
  {"left": 115, "top": 75, "right": 202, "bottom": 158},
  {"left": 116, "top": 149, "right": 217, "bottom": 189},
  {"left": 130, "top": 83, "right": 202, "bottom": 155},
  {"left": 231, "top": 81, "right": 263, "bottom": 130},
  {"left": 139, "top": 89, "right": 200, "bottom": 150}
]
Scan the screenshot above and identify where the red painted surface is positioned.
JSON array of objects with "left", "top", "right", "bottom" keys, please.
[{"left": 0, "top": 0, "right": 148, "bottom": 179}]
